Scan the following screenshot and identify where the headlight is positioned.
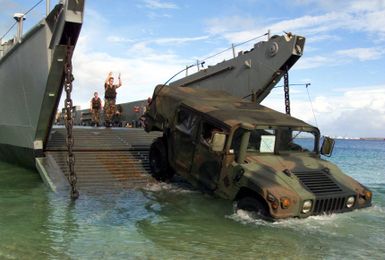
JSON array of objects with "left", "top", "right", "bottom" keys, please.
[
  {"left": 346, "top": 196, "right": 355, "bottom": 208},
  {"left": 302, "top": 200, "right": 312, "bottom": 213}
]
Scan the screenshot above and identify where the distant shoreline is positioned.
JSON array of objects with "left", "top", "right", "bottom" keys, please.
[
  {"left": 359, "top": 138, "right": 385, "bottom": 141},
  {"left": 333, "top": 137, "right": 385, "bottom": 141}
]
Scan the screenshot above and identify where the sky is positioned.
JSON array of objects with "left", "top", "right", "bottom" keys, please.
[{"left": 1, "top": 0, "right": 385, "bottom": 138}]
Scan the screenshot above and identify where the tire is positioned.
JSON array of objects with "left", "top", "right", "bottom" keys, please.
[
  {"left": 149, "top": 138, "right": 174, "bottom": 181},
  {"left": 236, "top": 197, "right": 270, "bottom": 219}
]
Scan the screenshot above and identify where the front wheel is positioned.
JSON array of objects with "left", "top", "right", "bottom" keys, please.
[
  {"left": 149, "top": 138, "right": 174, "bottom": 181},
  {"left": 236, "top": 197, "right": 270, "bottom": 220}
]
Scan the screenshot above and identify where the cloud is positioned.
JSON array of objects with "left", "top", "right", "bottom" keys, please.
[
  {"left": 327, "top": 108, "right": 385, "bottom": 138},
  {"left": 64, "top": 7, "right": 208, "bottom": 109},
  {"left": 294, "top": 47, "right": 385, "bottom": 70},
  {"left": 204, "top": 1, "right": 385, "bottom": 45},
  {"left": 204, "top": 12, "right": 351, "bottom": 44},
  {"left": 106, "top": 36, "right": 135, "bottom": 44},
  {"left": 335, "top": 87, "right": 385, "bottom": 112},
  {"left": 294, "top": 55, "right": 331, "bottom": 70},
  {"left": 146, "top": 12, "right": 172, "bottom": 19},
  {"left": 305, "top": 34, "right": 341, "bottom": 44},
  {"left": 106, "top": 34, "right": 209, "bottom": 48},
  {"left": 69, "top": 33, "right": 190, "bottom": 110},
  {"left": 152, "top": 35, "right": 210, "bottom": 45},
  {"left": 336, "top": 48, "right": 385, "bottom": 61},
  {"left": 142, "top": 0, "right": 178, "bottom": 9},
  {"left": 262, "top": 85, "right": 385, "bottom": 137},
  {"left": 205, "top": 16, "right": 258, "bottom": 35}
]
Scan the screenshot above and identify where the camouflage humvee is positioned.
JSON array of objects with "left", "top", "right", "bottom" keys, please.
[{"left": 144, "top": 86, "right": 372, "bottom": 219}]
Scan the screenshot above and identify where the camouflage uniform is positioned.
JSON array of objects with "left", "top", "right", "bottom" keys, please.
[
  {"left": 91, "top": 97, "right": 101, "bottom": 126},
  {"left": 104, "top": 83, "right": 117, "bottom": 126},
  {"left": 104, "top": 98, "right": 116, "bottom": 124}
]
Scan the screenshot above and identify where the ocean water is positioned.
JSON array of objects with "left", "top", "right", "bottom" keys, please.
[{"left": 0, "top": 140, "right": 384, "bottom": 259}]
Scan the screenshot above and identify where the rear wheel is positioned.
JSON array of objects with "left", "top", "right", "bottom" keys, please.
[
  {"left": 149, "top": 138, "right": 174, "bottom": 181},
  {"left": 236, "top": 197, "right": 270, "bottom": 219}
]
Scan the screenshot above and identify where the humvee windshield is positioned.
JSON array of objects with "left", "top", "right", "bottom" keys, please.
[{"left": 231, "top": 127, "right": 318, "bottom": 155}]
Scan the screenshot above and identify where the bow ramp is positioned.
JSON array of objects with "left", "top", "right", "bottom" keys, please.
[{"left": 36, "top": 127, "right": 161, "bottom": 193}]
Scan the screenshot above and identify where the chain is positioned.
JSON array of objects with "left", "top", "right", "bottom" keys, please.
[
  {"left": 283, "top": 66, "right": 290, "bottom": 115},
  {"left": 64, "top": 39, "right": 79, "bottom": 200}
]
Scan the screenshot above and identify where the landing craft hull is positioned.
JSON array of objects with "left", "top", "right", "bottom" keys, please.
[{"left": 0, "top": 1, "right": 84, "bottom": 168}]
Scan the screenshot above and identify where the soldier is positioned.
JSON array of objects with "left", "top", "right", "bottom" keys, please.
[
  {"left": 104, "top": 72, "right": 122, "bottom": 127},
  {"left": 90, "top": 92, "right": 102, "bottom": 127}
]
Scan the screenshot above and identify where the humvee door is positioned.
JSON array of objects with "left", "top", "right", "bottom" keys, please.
[
  {"left": 173, "top": 107, "right": 199, "bottom": 174},
  {"left": 190, "top": 120, "right": 225, "bottom": 190}
]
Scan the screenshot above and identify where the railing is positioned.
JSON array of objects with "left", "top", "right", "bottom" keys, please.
[
  {"left": 0, "top": 0, "right": 50, "bottom": 58},
  {"left": 185, "top": 31, "right": 271, "bottom": 76}
]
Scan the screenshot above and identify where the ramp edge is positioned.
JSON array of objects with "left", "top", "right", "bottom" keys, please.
[{"left": 36, "top": 155, "right": 70, "bottom": 192}]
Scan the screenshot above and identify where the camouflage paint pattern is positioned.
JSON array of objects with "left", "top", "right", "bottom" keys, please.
[
  {"left": 144, "top": 86, "right": 372, "bottom": 219},
  {"left": 91, "top": 108, "right": 100, "bottom": 125},
  {"left": 104, "top": 99, "right": 116, "bottom": 123}
]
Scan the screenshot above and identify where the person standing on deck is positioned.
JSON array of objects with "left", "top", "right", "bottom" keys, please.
[
  {"left": 104, "top": 72, "right": 122, "bottom": 127},
  {"left": 90, "top": 91, "right": 102, "bottom": 127}
]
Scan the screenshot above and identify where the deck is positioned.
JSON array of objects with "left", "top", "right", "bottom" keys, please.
[{"left": 36, "top": 126, "right": 161, "bottom": 193}]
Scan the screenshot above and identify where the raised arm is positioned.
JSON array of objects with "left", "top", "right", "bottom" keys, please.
[{"left": 117, "top": 73, "right": 122, "bottom": 88}]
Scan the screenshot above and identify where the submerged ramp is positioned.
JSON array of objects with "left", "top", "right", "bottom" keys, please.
[{"left": 39, "top": 127, "right": 161, "bottom": 192}]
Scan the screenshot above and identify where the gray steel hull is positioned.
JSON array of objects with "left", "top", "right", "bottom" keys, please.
[
  {"left": 170, "top": 34, "right": 305, "bottom": 103},
  {"left": 0, "top": 1, "right": 84, "bottom": 168}
]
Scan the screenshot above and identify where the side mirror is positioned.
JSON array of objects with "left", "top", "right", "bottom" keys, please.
[
  {"left": 211, "top": 132, "right": 226, "bottom": 152},
  {"left": 321, "top": 137, "right": 335, "bottom": 157}
]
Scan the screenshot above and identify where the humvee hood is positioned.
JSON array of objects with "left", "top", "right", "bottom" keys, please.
[
  {"left": 244, "top": 154, "right": 326, "bottom": 173},
  {"left": 243, "top": 154, "right": 367, "bottom": 194}
]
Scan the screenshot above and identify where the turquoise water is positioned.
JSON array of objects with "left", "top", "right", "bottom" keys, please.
[{"left": 1, "top": 140, "right": 384, "bottom": 259}]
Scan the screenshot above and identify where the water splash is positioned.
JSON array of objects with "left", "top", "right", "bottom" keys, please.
[
  {"left": 144, "top": 179, "right": 196, "bottom": 194},
  {"left": 227, "top": 208, "right": 359, "bottom": 235}
]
